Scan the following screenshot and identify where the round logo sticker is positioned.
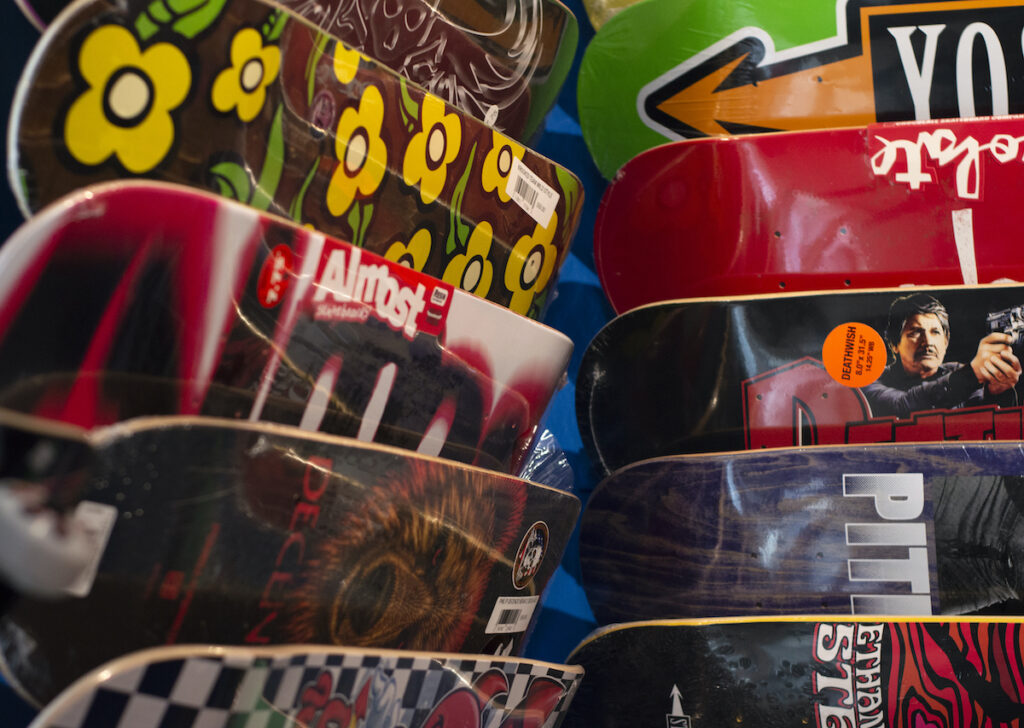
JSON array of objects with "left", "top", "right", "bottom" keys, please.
[
  {"left": 822, "top": 322, "right": 886, "bottom": 387},
  {"left": 512, "top": 521, "right": 548, "bottom": 590},
  {"left": 256, "top": 245, "right": 293, "bottom": 308}
]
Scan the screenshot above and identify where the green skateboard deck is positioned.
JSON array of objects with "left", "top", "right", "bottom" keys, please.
[{"left": 578, "top": 0, "right": 1024, "bottom": 178}]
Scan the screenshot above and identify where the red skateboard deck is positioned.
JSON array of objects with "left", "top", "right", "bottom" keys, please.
[
  {"left": 0, "top": 409, "right": 580, "bottom": 705},
  {"left": 29, "top": 643, "right": 583, "bottom": 728},
  {"left": 8, "top": 0, "right": 583, "bottom": 320},
  {"left": 0, "top": 181, "right": 572, "bottom": 475},
  {"left": 566, "top": 616, "right": 1024, "bottom": 728},
  {"left": 596, "top": 115, "right": 1024, "bottom": 314}
]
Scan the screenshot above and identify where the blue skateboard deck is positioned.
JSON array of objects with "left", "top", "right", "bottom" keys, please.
[{"left": 581, "top": 442, "right": 1024, "bottom": 625}]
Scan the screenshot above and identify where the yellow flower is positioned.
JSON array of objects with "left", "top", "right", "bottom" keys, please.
[
  {"left": 63, "top": 25, "right": 190, "bottom": 173},
  {"left": 402, "top": 95, "right": 462, "bottom": 204},
  {"left": 326, "top": 85, "right": 388, "bottom": 217},
  {"left": 211, "top": 28, "right": 280, "bottom": 123},
  {"left": 385, "top": 228, "right": 432, "bottom": 271},
  {"left": 333, "top": 43, "right": 362, "bottom": 84},
  {"left": 442, "top": 223, "right": 493, "bottom": 297},
  {"left": 481, "top": 130, "right": 525, "bottom": 203},
  {"left": 504, "top": 212, "right": 559, "bottom": 316}
]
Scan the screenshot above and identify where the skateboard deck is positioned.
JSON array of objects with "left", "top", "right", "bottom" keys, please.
[
  {"left": 9, "top": 0, "right": 583, "bottom": 321},
  {"left": 13, "top": 0, "right": 577, "bottom": 143},
  {"left": 30, "top": 643, "right": 583, "bottom": 728},
  {"left": 577, "top": 283, "right": 1024, "bottom": 474},
  {"left": 580, "top": 0, "right": 642, "bottom": 31},
  {"left": 0, "top": 181, "right": 572, "bottom": 475},
  {"left": 596, "top": 115, "right": 1024, "bottom": 313},
  {"left": 578, "top": 0, "right": 1024, "bottom": 178},
  {"left": 580, "top": 442, "right": 1024, "bottom": 625},
  {"left": 0, "top": 409, "right": 580, "bottom": 706},
  {"left": 279, "top": 0, "right": 578, "bottom": 143},
  {"left": 13, "top": 0, "right": 55, "bottom": 30},
  {"left": 566, "top": 616, "right": 1024, "bottom": 728}
]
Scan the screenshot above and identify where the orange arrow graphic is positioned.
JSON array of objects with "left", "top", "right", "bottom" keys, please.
[{"left": 655, "top": 52, "right": 877, "bottom": 137}]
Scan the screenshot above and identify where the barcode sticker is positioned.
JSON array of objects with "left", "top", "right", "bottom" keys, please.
[
  {"left": 65, "top": 501, "right": 118, "bottom": 597},
  {"left": 507, "top": 157, "right": 559, "bottom": 228},
  {"left": 485, "top": 595, "right": 539, "bottom": 634}
]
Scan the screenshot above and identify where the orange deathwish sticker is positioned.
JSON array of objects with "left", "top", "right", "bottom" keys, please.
[{"left": 822, "top": 322, "right": 886, "bottom": 388}]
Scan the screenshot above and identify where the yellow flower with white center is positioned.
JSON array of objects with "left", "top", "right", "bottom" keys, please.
[
  {"left": 64, "top": 24, "right": 191, "bottom": 173},
  {"left": 326, "top": 85, "right": 388, "bottom": 217},
  {"left": 402, "top": 95, "right": 462, "bottom": 204},
  {"left": 211, "top": 28, "right": 280, "bottom": 123}
]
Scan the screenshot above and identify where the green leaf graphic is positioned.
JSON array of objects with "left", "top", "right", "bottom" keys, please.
[
  {"left": 288, "top": 158, "right": 320, "bottom": 222},
  {"left": 445, "top": 143, "right": 476, "bottom": 255},
  {"left": 135, "top": 0, "right": 228, "bottom": 41},
  {"left": 250, "top": 105, "right": 286, "bottom": 212},
  {"left": 346, "top": 201, "right": 374, "bottom": 247},
  {"left": 208, "top": 160, "right": 253, "bottom": 202},
  {"left": 262, "top": 8, "right": 287, "bottom": 42},
  {"left": 556, "top": 166, "right": 578, "bottom": 218},
  {"left": 307, "top": 33, "right": 332, "bottom": 105},
  {"left": 357, "top": 202, "right": 374, "bottom": 244},
  {"left": 399, "top": 78, "right": 419, "bottom": 130},
  {"left": 531, "top": 287, "right": 549, "bottom": 320},
  {"left": 347, "top": 202, "right": 361, "bottom": 245}
]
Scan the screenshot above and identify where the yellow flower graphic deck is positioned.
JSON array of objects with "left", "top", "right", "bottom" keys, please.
[{"left": 12, "top": 0, "right": 584, "bottom": 320}]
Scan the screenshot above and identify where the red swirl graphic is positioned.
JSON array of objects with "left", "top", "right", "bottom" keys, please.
[{"left": 888, "top": 623, "right": 1024, "bottom": 728}]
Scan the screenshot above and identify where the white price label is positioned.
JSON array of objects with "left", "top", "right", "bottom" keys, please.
[
  {"left": 485, "top": 595, "right": 539, "bottom": 634},
  {"left": 507, "top": 157, "right": 559, "bottom": 228}
]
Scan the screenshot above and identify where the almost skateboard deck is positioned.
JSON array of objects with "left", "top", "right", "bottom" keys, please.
[
  {"left": 577, "top": 283, "right": 1024, "bottom": 474},
  {"left": 596, "top": 115, "right": 1024, "bottom": 313},
  {"left": 0, "top": 181, "right": 572, "bottom": 475},
  {"left": 9, "top": 0, "right": 583, "bottom": 321},
  {"left": 578, "top": 0, "right": 1024, "bottom": 178},
  {"left": 566, "top": 616, "right": 1024, "bottom": 728},
  {"left": 580, "top": 442, "right": 1024, "bottom": 625},
  {"left": 0, "top": 409, "right": 580, "bottom": 706},
  {"left": 280, "top": 0, "right": 578, "bottom": 142},
  {"left": 30, "top": 643, "right": 583, "bottom": 728}
]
